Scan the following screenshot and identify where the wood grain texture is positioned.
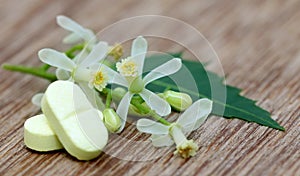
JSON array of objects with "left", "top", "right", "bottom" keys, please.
[{"left": 1, "top": 0, "right": 300, "bottom": 175}]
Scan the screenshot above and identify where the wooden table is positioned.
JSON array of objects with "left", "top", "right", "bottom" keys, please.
[{"left": 1, "top": 0, "right": 299, "bottom": 175}]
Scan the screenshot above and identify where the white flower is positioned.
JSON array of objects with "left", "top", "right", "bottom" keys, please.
[
  {"left": 136, "top": 99, "right": 213, "bottom": 158},
  {"left": 38, "top": 41, "right": 111, "bottom": 91},
  {"left": 56, "top": 15, "right": 97, "bottom": 48},
  {"left": 38, "top": 41, "right": 122, "bottom": 110},
  {"left": 106, "top": 36, "right": 182, "bottom": 132},
  {"left": 56, "top": 16, "right": 124, "bottom": 60}
]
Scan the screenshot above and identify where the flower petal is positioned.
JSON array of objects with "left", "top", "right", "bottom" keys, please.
[
  {"left": 55, "top": 68, "right": 70, "bottom": 80},
  {"left": 131, "top": 36, "right": 148, "bottom": 57},
  {"left": 143, "top": 58, "right": 182, "bottom": 85},
  {"left": 38, "top": 49, "right": 76, "bottom": 71},
  {"left": 131, "top": 36, "right": 147, "bottom": 75},
  {"left": 116, "top": 92, "right": 134, "bottom": 133},
  {"left": 63, "top": 33, "right": 82, "bottom": 44},
  {"left": 136, "top": 119, "right": 169, "bottom": 135},
  {"left": 150, "top": 134, "right": 174, "bottom": 147},
  {"left": 176, "top": 98, "right": 213, "bottom": 132},
  {"left": 139, "top": 89, "right": 171, "bottom": 116},
  {"left": 57, "top": 16, "right": 96, "bottom": 45},
  {"left": 56, "top": 15, "right": 87, "bottom": 39},
  {"left": 79, "top": 42, "right": 108, "bottom": 68},
  {"left": 31, "top": 93, "right": 44, "bottom": 107}
]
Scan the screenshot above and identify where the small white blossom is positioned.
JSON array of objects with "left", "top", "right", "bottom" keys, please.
[
  {"left": 56, "top": 16, "right": 124, "bottom": 60},
  {"left": 38, "top": 42, "right": 120, "bottom": 110},
  {"left": 137, "top": 99, "right": 213, "bottom": 158},
  {"left": 105, "top": 36, "right": 182, "bottom": 133},
  {"left": 56, "top": 15, "right": 97, "bottom": 48},
  {"left": 38, "top": 41, "right": 110, "bottom": 91}
]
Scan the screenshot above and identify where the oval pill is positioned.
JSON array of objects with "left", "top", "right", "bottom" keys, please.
[
  {"left": 42, "top": 81, "right": 108, "bottom": 160},
  {"left": 24, "top": 114, "right": 63, "bottom": 151}
]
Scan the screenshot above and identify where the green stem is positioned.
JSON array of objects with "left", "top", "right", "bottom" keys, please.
[
  {"left": 2, "top": 64, "right": 57, "bottom": 81},
  {"left": 102, "top": 87, "right": 171, "bottom": 126},
  {"left": 2, "top": 43, "right": 85, "bottom": 81},
  {"left": 41, "top": 64, "right": 51, "bottom": 71},
  {"left": 149, "top": 111, "right": 171, "bottom": 126},
  {"left": 131, "top": 99, "right": 171, "bottom": 126},
  {"left": 106, "top": 91, "right": 112, "bottom": 108},
  {"left": 65, "top": 44, "right": 85, "bottom": 58}
]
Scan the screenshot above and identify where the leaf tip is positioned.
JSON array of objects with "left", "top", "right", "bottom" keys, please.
[{"left": 277, "top": 125, "right": 285, "bottom": 131}]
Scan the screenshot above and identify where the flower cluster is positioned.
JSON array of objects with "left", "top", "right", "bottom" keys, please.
[{"left": 7, "top": 15, "right": 213, "bottom": 159}]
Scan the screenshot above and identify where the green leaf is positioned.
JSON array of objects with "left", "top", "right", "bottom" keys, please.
[{"left": 144, "top": 54, "right": 284, "bottom": 131}]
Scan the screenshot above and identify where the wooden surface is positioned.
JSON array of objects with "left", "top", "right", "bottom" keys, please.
[{"left": 1, "top": 0, "right": 300, "bottom": 175}]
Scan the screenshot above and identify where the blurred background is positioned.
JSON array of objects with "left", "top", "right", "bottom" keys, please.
[{"left": 1, "top": 0, "right": 299, "bottom": 85}]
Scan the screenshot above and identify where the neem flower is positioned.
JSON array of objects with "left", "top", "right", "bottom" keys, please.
[
  {"left": 107, "top": 36, "right": 182, "bottom": 132},
  {"left": 38, "top": 41, "right": 118, "bottom": 92},
  {"left": 136, "top": 98, "right": 213, "bottom": 158},
  {"left": 56, "top": 15, "right": 97, "bottom": 48},
  {"left": 36, "top": 42, "right": 118, "bottom": 110}
]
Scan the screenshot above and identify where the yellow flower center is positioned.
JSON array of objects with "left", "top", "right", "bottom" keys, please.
[
  {"left": 122, "top": 62, "right": 136, "bottom": 74},
  {"left": 116, "top": 58, "right": 138, "bottom": 77},
  {"left": 174, "top": 140, "right": 198, "bottom": 158},
  {"left": 92, "top": 70, "right": 108, "bottom": 91},
  {"left": 94, "top": 71, "right": 105, "bottom": 85}
]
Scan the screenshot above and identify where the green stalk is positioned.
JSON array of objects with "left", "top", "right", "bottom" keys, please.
[
  {"left": 105, "top": 91, "right": 112, "bottom": 108},
  {"left": 131, "top": 98, "right": 171, "bottom": 126},
  {"left": 149, "top": 111, "right": 171, "bottom": 126},
  {"left": 2, "top": 64, "right": 57, "bottom": 81},
  {"left": 65, "top": 44, "right": 84, "bottom": 58},
  {"left": 2, "top": 43, "right": 85, "bottom": 81},
  {"left": 102, "top": 87, "right": 171, "bottom": 126},
  {"left": 41, "top": 64, "right": 51, "bottom": 71}
]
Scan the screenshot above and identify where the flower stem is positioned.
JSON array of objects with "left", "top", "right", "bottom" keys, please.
[
  {"left": 41, "top": 64, "right": 51, "bottom": 71},
  {"left": 2, "top": 64, "right": 57, "bottom": 81},
  {"left": 102, "top": 87, "right": 171, "bottom": 126},
  {"left": 105, "top": 90, "right": 112, "bottom": 108},
  {"left": 1, "top": 43, "right": 85, "bottom": 81},
  {"left": 149, "top": 111, "right": 171, "bottom": 126},
  {"left": 130, "top": 98, "right": 171, "bottom": 126},
  {"left": 65, "top": 44, "right": 85, "bottom": 58}
]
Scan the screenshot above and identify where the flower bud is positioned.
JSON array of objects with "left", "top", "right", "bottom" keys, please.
[
  {"left": 111, "top": 87, "right": 127, "bottom": 102},
  {"left": 103, "top": 108, "right": 121, "bottom": 133},
  {"left": 163, "top": 90, "right": 192, "bottom": 111},
  {"left": 128, "top": 103, "right": 150, "bottom": 117}
]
